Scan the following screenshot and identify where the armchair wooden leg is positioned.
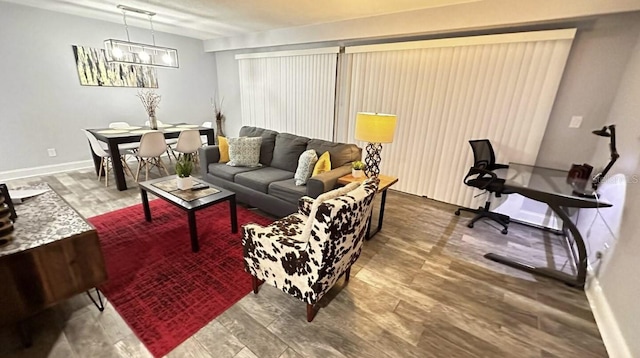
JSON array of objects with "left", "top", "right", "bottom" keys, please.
[
  {"left": 251, "top": 276, "right": 261, "bottom": 294},
  {"left": 345, "top": 266, "right": 351, "bottom": 282},
  {"left": 306, "top": 303, "right": 317, "bottom": 322}
]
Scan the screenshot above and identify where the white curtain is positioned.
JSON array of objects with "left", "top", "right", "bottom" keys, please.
[
  {"left": 236, "top": 47, "right": 339, "bottom": 140},
  {"left": 338, "top": 29, "right": 576, "bottom": 207}
]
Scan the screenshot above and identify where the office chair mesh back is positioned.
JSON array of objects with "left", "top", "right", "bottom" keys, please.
[{"left": 469, "top": 139, "right": 496, "bottom": 170}]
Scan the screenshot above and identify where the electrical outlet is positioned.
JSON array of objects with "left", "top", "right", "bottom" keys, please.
[
  {"left": 47, "top": 148, "right": 57, "bottom": 157},
  {"left": 569, "top": 116, "right": 583, "bottom": 128}
]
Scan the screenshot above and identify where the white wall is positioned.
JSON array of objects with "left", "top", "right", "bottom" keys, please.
[
  {"left": 0, "top": 2, "right": 217, "bottom": 173},
  {"left": 586, "top": 32, "right": 640, "bottom": 357}
]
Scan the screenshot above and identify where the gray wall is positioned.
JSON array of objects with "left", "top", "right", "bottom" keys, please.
[
  {"left": 536, "top": 12, "right": 640, "bottom": 169},
  {"left": 0, "top": 2, "right": 217, "bottom": 173}
]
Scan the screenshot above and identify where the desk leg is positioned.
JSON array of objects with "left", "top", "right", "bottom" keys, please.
[
  {"left": 230, "top": 196, "right": 238, "bottom": 233},
  {"left": 485, "top": 203, "right": 586, "bottom": 289},
  {"left": 106, "top": 139, "right": 127, "bottom": 191},
  {"left": 141, "top": 189, "right": 151, "bottom": 222},
  {"left": 206, "top": 129, "right": 214, "bottom": 147},
  {"left": 188, "top": 211, "right": 199, "bottom": 252}
]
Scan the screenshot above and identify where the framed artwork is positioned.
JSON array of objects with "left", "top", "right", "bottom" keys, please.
[{"left": 72, "top": 45, "right": 158, "bottom": 88}]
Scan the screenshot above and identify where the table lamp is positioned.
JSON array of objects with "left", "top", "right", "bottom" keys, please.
[
  {"left": 591, "top": 124, "right": 619, "bottom": 190},
  {"left": 355, "top": 112, "right": 397, "bottom": 178}
]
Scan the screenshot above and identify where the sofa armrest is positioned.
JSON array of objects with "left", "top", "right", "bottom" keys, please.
[
  {"left": 306, "top": 165, "right": 352, "bottom": 198},
  {"left": 198, "top": 145, "right": 220, "bottom": 174}
]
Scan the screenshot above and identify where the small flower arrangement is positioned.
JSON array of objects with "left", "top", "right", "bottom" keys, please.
[{"left": 137, "top": 89, "right": 161, "bottom": 117}]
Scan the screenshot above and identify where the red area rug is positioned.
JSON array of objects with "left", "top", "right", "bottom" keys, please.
[{"left": 89, "top": 199, "right": 272, "bottom": 357}]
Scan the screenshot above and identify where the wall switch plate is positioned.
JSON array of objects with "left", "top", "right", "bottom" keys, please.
[
  {"left": 47, "top": 148, "right": 57, "bottom": 157},
  {"left": 569, "top": 116, "right": 583, "bottom": 128}
]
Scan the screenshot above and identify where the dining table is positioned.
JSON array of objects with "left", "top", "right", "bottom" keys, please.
[{"left": 86, "top": 123, "right": 214, "bottom": 191}]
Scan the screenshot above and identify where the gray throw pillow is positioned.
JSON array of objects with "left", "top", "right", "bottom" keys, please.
[
  {"left": 294, "top": 149, "right": 318, "bottom": 186},
  {"left": 227, "top": 137, "right": 262, "bottom": 167}
]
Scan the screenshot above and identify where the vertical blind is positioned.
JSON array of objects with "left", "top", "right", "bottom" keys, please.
[
  {"left": 236, "top": 47, "right": 339, "bottom": 140},
  {"left": 338, "top": 29, "right": 576, "bottom": 207}
]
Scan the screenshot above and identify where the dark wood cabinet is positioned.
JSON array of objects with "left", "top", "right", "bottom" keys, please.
[{"left": 0, "top": 185, "right": 106, "bottom": 326}]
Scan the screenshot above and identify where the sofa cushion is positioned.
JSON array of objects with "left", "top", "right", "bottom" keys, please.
[
  {"left": 312, "top": 151, "right": 331, "bottom": 176},
  {"left": 239, "top": 126, "right": 279, "bottom": 165},
  {"left": 218, "top": 136, "right": 229, "bottom": 163},
  {"left": 227, "top": 137, "right": 262, "bottom": 167},
  {"left": 270, "top": 133, "right": 310, "bottom": 172},
  {"left": 207, "top": 163, "right": 260, "bottom": 181},
  {"left": 235, "top": 167, "right": 295, "bottom": 193},
  {"left": 294, "top": 149, "right": 318, "bottom": 186},
  {"left": 307, "top": 139, "right": 361, "bottom": 168},
  {"left": 269, "top": 178, "right": 308, "bottom": 204}
]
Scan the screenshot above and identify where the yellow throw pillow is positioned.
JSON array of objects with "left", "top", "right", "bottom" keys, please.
[
  {"left": 312, "top": 151, "right": 331, "bottom": 176},
  {"left": 218, "top": 136, "right": 230, "bottom": 163}
]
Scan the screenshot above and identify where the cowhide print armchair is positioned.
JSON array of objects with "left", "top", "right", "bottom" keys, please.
[{"left": 242, "top": 178, "right": 379, "bottom": 322}]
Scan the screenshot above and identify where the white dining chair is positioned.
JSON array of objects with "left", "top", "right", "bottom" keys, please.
[
  {"left": 135, "top": 131, "right": 170, "bottom": 182},
  {"left": 145, "top": 119, "right": 178, "bottom": 162},
  {"left": 83, "top": 130, "right": 133, "bottom": 187},
  {"left": 175, "top": 129, "right": 202, "bottom": 167},
  {"left": 108, "top": 121, "right": 140, "bottom": 155},
  {"left": 201, "top": 121, "right": 213, "bottom": 146}
]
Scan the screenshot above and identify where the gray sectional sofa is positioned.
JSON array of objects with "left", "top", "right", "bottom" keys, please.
[{"left": 199, "top": 126, "right": 362, "bottom": 217}]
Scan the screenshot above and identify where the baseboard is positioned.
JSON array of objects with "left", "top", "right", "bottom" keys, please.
[
  {"left": 585, "top": 274, "right": 632, "bottom": 358},
  {"left": 0, "top": 160, "right": 95, "bottom": 182}
]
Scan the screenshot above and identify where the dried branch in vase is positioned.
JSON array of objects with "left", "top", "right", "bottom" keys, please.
[
  {"left": 211, "top": 96, "right": 224, "bottom": 122},
  {"left": 137, "top": 90, "right": 161, "bottom": 117}
]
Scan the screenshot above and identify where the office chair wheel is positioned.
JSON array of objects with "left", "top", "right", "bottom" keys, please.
[
  {"left": 501, "top": 229, "right": 508, "bottom": 235},
  {"left": 467, "top": 223, "right": 474, "bottom": 228},
  {"left": 455, "top": 210, "right": 461, "bottom": 216}
]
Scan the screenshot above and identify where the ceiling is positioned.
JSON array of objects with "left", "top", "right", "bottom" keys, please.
[{"left": 1, "top": 0, "right": 480, "bottom": 40}]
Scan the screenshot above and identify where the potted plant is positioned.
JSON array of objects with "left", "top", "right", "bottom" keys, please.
[
  {"left": 352, "top": 160, "right": 365, "bottom": 178},
  {"left": 175, "top": 154, "right": 194, "bottom": 190}
]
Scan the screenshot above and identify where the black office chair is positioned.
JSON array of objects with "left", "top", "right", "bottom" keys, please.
[{"left": 455, "top": 139, "right": 512, "bottom": 235}]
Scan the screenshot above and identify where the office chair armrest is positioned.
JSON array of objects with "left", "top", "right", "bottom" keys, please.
[{"left": 463, "top": 167, "right": 498, "bottom": 190}]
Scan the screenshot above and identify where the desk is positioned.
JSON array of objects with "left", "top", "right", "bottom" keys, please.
[
  {"left": 0, "top": 184, "right": 106, "bottom": 328},
  {"left": 87, "top": 125, "right": 214, "bottom": 191},
  {"left": 486, "top": 163, "right": 611, "bottom": 288},
  {"left": 337, "top": 174, "right": 398, "bottom": 239}
]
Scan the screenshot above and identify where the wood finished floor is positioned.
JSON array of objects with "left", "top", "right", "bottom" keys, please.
[{"left": 0, "top": 163, "right": 607, "bottom": 358}]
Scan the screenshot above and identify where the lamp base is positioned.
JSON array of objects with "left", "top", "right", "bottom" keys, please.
[{"left": 365, "top": 142, "right": 382, "bottom": 178}]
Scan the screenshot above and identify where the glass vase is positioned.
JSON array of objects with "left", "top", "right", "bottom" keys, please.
[{"left": 149, "top": 115, "right": 158, "bottom": 130}]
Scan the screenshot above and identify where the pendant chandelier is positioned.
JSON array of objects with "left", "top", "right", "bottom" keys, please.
[{"left": 104, "top": 5, "right": 179, "bottom": 69}]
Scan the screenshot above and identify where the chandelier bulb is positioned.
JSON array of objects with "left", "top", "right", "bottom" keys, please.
[
  {"left": 162, "top": 53, "right": 172, "bottom": 64},
  {"left": 111, "top": 47, "right": 123, "bottom": 59},
  {"left": 138, "top": 51, "right": 150, "bottom": 62}
]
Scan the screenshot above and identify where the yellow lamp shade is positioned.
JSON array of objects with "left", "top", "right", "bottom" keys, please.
[{"left": 355, "top": 112, "right": 397, "bottom": 143}]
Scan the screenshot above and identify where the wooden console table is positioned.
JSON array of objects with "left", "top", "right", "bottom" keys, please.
[
  {"left": 0, "top": 184, "right": 107, "bottom": 330},
  {"left": 337, "top": 174, "right": 398, "bottom": 239}
]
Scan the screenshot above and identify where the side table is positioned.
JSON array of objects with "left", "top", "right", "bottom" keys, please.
[{"left": 337, "top": 174, "right": 398, "bottom": 239}]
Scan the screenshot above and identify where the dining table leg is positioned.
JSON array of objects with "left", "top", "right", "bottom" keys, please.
[{"left": 106, "top": 139, "right": 128, "bottom": 191}]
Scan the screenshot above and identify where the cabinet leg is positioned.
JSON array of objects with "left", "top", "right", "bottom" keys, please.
[{"left": 87, "top": 288, "right": 105, "bottom": 312}]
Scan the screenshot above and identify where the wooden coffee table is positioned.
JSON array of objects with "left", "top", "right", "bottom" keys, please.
[{"left": 138, "top": 176, "right": 237, "bottom": 252}]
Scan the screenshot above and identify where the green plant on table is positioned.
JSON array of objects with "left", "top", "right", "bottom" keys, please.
[
  {"left": 175, "top": 154, "right": 194, "bottom": 178},
  {"left": 352, "top": 161, "right": 365, "bottom": 170}
]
